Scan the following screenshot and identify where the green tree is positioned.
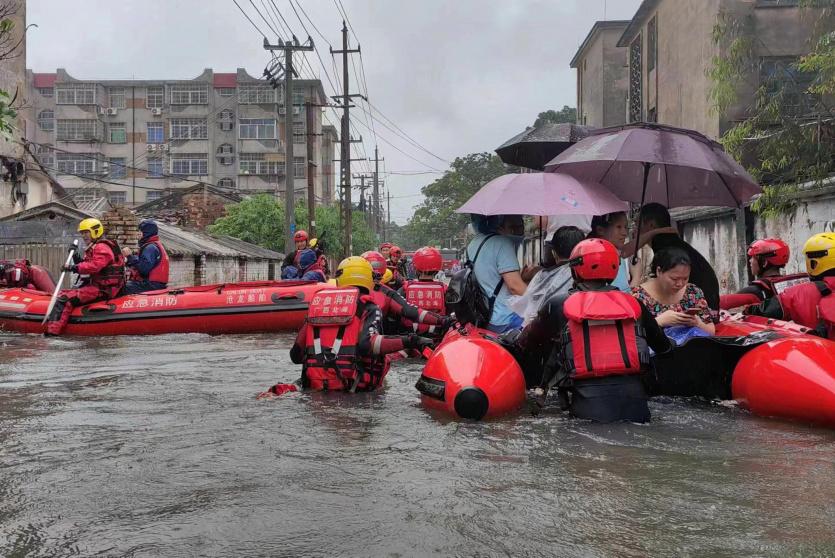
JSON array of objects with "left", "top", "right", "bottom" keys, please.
[
  {"left": 0, "top": 4, "right": 23, "bottom": 139},
  {"left": 532, "top": 106, "right": 577, "bottom": 127}
]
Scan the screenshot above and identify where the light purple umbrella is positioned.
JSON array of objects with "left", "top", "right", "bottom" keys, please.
[
  {"left": 456, "top": 172, "right": 628, "bottom": 216},
  {"left": 544, "top": 123, "right": 761, "bottom": 208}
]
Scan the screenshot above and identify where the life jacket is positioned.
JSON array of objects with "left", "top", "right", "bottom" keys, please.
[
  {"left": 302, "top": 287, "right": 386, "bottom": 392},
  {"left": 88, "top": 238, "right": 126, "bottom": 291},
  {"left": 401, "top": 280, "right": 446, "bottom": 335},
  {"left": 560, "top": 289, "right": 650, "bottom": 380},
  {"left": 3, "top": 259, "right": 32, "bottom": 288},
  {"left": 128, "top": 235, "right": 169, "bottom": 284},
  {"left": 752, "top": 273, "right": 809, "bottom": 297},
  {"left": 29, "top": 265, "right": 56, "bottom": 292},
  {"left": 809, "top": 279, "right": 835, "bottom": 340}
]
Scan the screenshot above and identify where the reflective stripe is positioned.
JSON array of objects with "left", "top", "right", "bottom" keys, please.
[
  {"left": 418, "top": 310, "right": 428, "bottom": 323},
  {"left": 372, "top": 335, "right": 383, "bottom": 354},
  {"left": 428, "top": 325, "right": 436, "bottom": 334},
  {"left": 412, "top": 322, "right": 419, "bottom": 332},
  {"left": 313, "top": 336, "right": 322, "bottom": 355},
  {"left": 332, "top": 334, "right": 343, "bottom": 355}
]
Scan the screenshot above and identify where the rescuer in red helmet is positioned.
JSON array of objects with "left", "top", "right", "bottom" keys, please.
[
  {"left": 398, "top": 246, "right": 448, "bottom": 338},
  {"left": 518, "top": 238, "right": 672, "bottom": 423},
  {"left": 282, "top": 230, "right": 310, "bottom": 275},
  {"left": 719, "top": 238, "right": 809, "bottom": 310}
]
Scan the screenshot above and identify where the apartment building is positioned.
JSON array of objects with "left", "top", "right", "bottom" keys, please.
[{"left": 25, "top": 68, "right": 337, "bottom": 206}]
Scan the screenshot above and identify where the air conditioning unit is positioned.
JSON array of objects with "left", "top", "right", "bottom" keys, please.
[
  {"left": 96, "top": 106, "right": 106, "bottom": 116},
  {"left": 106, "top": 107, "right": 118, "bottom": 116},
  {"left": 159, "top": 144, "right": 169, "bottom": 152},
  {"left": 293, "top": 106, "right": 301, "bottom": 115},
  {"left": 278, "top": 106, "right": 286, "bottom": 115},
  {"left": 146, "top": 144, "right": 156, "bottom": 151},
  {"left": 150, "top": 107, "right": 163, "bottom": 116}
]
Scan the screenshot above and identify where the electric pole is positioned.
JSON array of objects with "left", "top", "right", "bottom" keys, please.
[
  {"left": 306, "top": 101, "right": 316, "bottom": 237},
  {"left": 264, "top": 35, "right": 314, "bottom": 255},
  {"left": 331, "top": 22, "right": 365, "bottom": 258},
  {"left": 386, "top": 188, "right": 391, "bottom": 242},
  {"left": 353, "top": 173, "right": 372, "bottom": 213},
  {"left": 368, "top": 146, "right": 384, "bottom": 236}
]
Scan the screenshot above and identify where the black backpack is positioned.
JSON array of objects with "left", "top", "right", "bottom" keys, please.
[{"left": 446, "top": 234, "right": 504, "bottom": 327}]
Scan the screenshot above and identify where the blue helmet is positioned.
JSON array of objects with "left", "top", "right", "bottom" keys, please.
[
  {"left": 139, "top": 219, "right": 158, "bottom": 239},
  {"left": 298, "top": 248, "right": 318, "bottom": 270}
]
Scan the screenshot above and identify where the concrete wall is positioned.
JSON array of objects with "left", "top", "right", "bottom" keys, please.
[{"left": 576, "top": 26, "right": 628, "bottom": 128}]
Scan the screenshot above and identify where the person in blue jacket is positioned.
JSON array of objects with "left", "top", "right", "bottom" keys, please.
[
  {"left": 299, "top": 249, "right": 327, "bottom": 282},
  {"left": 122, "top": 219, "right": 170, "bottom": 294}
]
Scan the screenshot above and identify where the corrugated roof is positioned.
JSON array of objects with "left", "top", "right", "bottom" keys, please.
[
  {"left": 75, "top": 197, "right": 112, "bottom": 217},
  {"left": 156, "top": 222, "right": 283, "bottom": 260},
  {"left": 33, "top": 73, "right": 56, "bottom": 88},
  {"left": 213, "top": 73, "right": 237, "bottom": 88}
]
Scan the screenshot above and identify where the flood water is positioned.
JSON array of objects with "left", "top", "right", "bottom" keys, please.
[{"left": 1, "top": 332, "right": 835, "bottom": 557}]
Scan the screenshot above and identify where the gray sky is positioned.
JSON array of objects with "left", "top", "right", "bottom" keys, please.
[{"left": 27, "top": 0, "right": 642, "bottom": 223}]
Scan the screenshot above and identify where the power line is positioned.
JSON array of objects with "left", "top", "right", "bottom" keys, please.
[
  {"left": 232, "top": 0, "right": 269, "bottom": 39},
  {"left": 248, "top": 0, "right": 280, "bottom": 37}
]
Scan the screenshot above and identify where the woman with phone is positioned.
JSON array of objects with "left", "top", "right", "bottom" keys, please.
[{"left": 631, "top": 248, "right": 715, "bottom": 335}]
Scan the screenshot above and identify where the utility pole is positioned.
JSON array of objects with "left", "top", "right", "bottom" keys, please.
[
  {"left": 264, "top": 35, "right": 314, "bottom": 255},
  {"left": 386, "top": 188, "right": 391, "bottom": 242},
  {"left": 306, "top": 101, "right": 316, "bottom": 237},
  {"left": 331, "top": 22, "right": 365, "bottom": 258},
  {"left": 368, "top": 146, "right": 384, "bottom": 236}
]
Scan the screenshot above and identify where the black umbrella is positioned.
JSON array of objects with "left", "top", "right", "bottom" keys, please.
[{"left": 495, "top": 122, "right": 592, "bottom": 171}]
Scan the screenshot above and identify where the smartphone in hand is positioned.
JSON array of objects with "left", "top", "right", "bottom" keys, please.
[{"left": 683, "top": 307, "right": 701, "bottom": 316}]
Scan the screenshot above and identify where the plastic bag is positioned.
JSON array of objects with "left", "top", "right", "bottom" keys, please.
[{"left": 510, "top": 265, "right": 573, "bottom": 325}]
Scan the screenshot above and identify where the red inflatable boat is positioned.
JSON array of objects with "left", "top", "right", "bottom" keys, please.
[
  {"left": 0, "top": 280, "right": 328, "bottom": 336},
  {"left": 416, "top": 325, "right": 527, "bottom": 420}
]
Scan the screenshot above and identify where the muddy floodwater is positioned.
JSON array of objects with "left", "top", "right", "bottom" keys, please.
[{"left": 1, "top": 332, "right": 835, "bottom": 557}]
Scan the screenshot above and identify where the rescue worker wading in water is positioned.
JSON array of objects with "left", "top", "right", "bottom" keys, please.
[
  {"left": 746, "top": 233, "right": 835, "bottom": 339},
  {"left": 398, "top": 246, "right": 448, "bottom": 339},
  {"left": 45, "top": 218, "right": 126, "bottom": 336},
  {"left": 719, "top": 238, "right": 808, "bottom": 310},
  {"left": 259, "top": 257, "right": 434, "bottom": 397},
  {"left": 518, "top": 238, "right": 672, "bottom": 423}
]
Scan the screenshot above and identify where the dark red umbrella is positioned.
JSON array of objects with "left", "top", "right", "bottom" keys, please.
[{"left": 496, "top": 123, "right": 592, "bottom": 171}]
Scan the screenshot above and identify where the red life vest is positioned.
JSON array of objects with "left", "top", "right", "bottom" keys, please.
[
  {"left": 3, "top": 259, "right": 32, "bottom": 288},
  {"left": 302, "top": 287, "right": 385, "bottom": 392},
  {"left": 752, "top": 273, "right": 809, "bottom": 297},
  {"left": 88, "top": 238, "right": 126, "bottom": 291},
  {"left": 401, "top": 280, "right": 447, "bottom": 335},
  {"left": 129, "top": 235, "right": 170, "bottom": 284},
  {"left": 560, "top": 290, "right": 649, "bottom": 380}
]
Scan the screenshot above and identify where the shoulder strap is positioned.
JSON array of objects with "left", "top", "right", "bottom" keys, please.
[
  {"left": 815, "top": 280, "right": 832, "bottom": 297},
  {"left": 468, "top": 234, "right": 497, "bottom": 265}
]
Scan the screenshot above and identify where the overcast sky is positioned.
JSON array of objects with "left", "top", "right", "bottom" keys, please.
[{"left": 27, "top": 0, "right": 642, "bottom": 223}]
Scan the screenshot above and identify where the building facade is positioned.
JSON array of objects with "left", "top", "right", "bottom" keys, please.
[
  {"left": 570, "top": 20, "right": 630, "bottom": 128},
  {"left": 25, "top": 68, "right": 337, "bottom": 207}
]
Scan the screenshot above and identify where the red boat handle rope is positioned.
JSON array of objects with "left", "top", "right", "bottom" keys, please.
[{"left": 256, "top": 383, "right": 299, "bottom": 399}]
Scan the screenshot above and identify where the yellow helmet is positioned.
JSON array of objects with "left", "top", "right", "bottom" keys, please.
[
  {"left": 78, "top": 218, "right": 104, "bottom": 240},
  {"left": 804, "top": 233, "right": 835, "bottom": 277},
  {"left": 309, "top": 237, "right": 318, "bottom": 249},
  {"left": 381, "top": 269, "right": 394, "bottom": 285},
  {"left": 335, "top": 256, "right": 374, "bottom": 292}
]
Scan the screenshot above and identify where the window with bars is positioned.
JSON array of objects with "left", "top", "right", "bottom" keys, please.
[
  {"left": 108, "top": 191, "right": 127, "bottom": 204},
  {"left": 145, "top": 190, "right": 164, "bottom": 201},
  {"left": 37, "top": 110, "right": 54, "bottom": 131},
  {"left": 171, "top": 153, "right": 208, "bottom": 175},
  {"left": 108, "top": 122, "right": 127, "bottom": 144},
  {"left": 647, "top": 17, "right": 657, "bottom": 73},
  {"left": 109, "top": 87, "right": 126, "bottom": 109},
  {"left": 217, "top": 143, "right": 234, "bottom": 165},
  {"left": 239, "top": 153, "right": 281, "bottom": 175},
  {"left": 293, "top": 122, "right": 305, "bottom": 143},
  {"left": 56, "top": 83, "right": 96, "bottom": 105},
  {"left": 147, "top": 157, "right": 164, "bottom": 178},
  {"left": 66, "top": 188, "right": 105, "bottom": 203},
  {"left": 147, "top": 122, "right": 164, "bottom": 144},
  {"left": 238, "top": 85, "right": 276, "bottom": 104},
  {"left": 108, "top": 157, "right": 127, "bottom": 178},
  {"left": 146, "top": 86, "right": 164, "bottom": 108},
  {"left": 56, "top": 152, "right": 98, "bottom": 175},
  {"left": 170, "top": 118, "right": 208, "bottom": 140},
  {"left": 293, "top": 156, "right": 305, "bottom": 178},
  {"left": 218, "top": 88, "right": 236, "bottom": 97},
  {"left": 219, "top": 109, "right": 235, "bottom": 131},
  {"left": 169, "top": 84, "right": 208, "bottom": 105},
  {"left": 239, "top": 118, "right": 276, "bottom": 140},
  {"left": 57, "top": 119, "right": 99, "bottom": 141},
  {"left": 759, "top": 57, "right": 816, "bottom": 117},
  {"left": 628, "top": 34, "right": 643, "bottom": 123},
  {"left": 35, "top": 144, "right": 54, "bottom": 167},
  {"left": 38, "top": 87, "right": 54, "bottom": 97},
  {"left": 218, "top": 177, "right": 235, "bottom": 188}
]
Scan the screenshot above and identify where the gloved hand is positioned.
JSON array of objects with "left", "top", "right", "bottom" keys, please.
[
  {"left": 497, "top": 328, "right": 522, "bottom": 347},
  {"left": 67, "top": 243, "right": 78, "bottom": 253},
  {"left": 406, "top": 334, "right": 434, "bottom": 351},
  {"left": 61, "top": 264, "right": 78, "bottom": 273}
]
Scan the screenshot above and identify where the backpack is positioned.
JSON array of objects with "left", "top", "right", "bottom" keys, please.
[{"left": 446, "top": 234, "right": 504, "bottom": 327}]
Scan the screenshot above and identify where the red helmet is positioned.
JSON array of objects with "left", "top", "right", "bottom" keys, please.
[
  {"left": 390, "top": 245, "right": 403, "bottom": 258},
  {"left": 568, "top": 238, "right": 620, "bottom": 281},
  {"left": 747, "top": 238, "right": 789, "bottom": 268},
  {"left": 294, "top": 230, "right": 309, "bottom": 243},
  {"left": 380, "top": 242, "right": 392, "bottom": 251},
  {"left": 412, "top": 246, "right": 442, "bottom": 273},
  {"left": 361, "top": 250, "right": 387, "bottom": 277}
]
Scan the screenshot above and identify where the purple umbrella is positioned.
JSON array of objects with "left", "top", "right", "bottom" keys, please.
[
  {"left": 456, "top": 172, "right": 628, "bottom": 216},
  {"left": 544, "top": 123, "right": 761, "bottom": 208}
]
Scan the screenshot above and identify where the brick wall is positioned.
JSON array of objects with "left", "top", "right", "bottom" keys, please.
[
  {"left": 100, "top": 206, "right": 141, "bottom": 248},
  {"left": 181, "top": 191, "right": 230, "bottom": 230},
  {"left": 159, "top": 256, "right": 275, "bottom": 287}
]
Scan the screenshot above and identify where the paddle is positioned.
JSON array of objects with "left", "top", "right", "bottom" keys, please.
[{"left": 42, "top": 240, "right": 78, "bottom": 324}]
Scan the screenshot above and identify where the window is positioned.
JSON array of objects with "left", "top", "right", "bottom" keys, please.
[
  {"left": 239, "top": 118, "right": 276, "bottom": 140},
  {"left": 35, "top": 144, "right": 54, "bottom": 167},
  {"left": 56, "top": 83, "right": 96, "bottom": 105},
  {"left": 219, "top": 109, "right": 235, "bottom": 131},
  {"left": 56, "top": 152, "right": 98, "bottom": 175},
  {"left": 647, "top": 17, "right": 657, "bottom": 73},
  {"left": 146, "top": 86, "right": 164, "bottom": 109},
  {"left": 239, "top": 152, "right": 281, "bottom": 175},
  {"left": 145, "top": 190, "right": 164, "bottom": 201},
  {"left": 108, "top": 122, "right": 127, "bottom": 143},
  {"left": 147, "top": 122, "right": 164, "bottom": 144},
  {"left": 218, "top": 177, "right": 235, "bottom": 188},
  {"left": 66, "top": 188, "right": 105, "bottom": 203},
  {"left": 293, "top": 121, "right": 305, "bottom": 143},
  {"left": 109, "top": 87, "right": 126, "bottom": 109},
  {"left": 56, "top": 119, "right": 99, "bottom": 141},
  {"left": 628, "top": 34, "right": 643, "bottom": 123},
  {"left": 37, "top": 110, "right": 54, "bottom": 131},
  {"left": 218, "top": 88, "right": 236, "bottom": 97},
  {"left": 108, "top": 191, "right": 127, "bottom": 204},
  {"left": 294, "top": 156, "right": 305, "bottom": 178},
  {"left": 238, "top": 84, "right": 276, "bottom": 104},
  {"left": 147, "top": 157, "right": 164, "bottom": 178},
  {"left": 217, "top": 143, "right": 234, "bottom": 165},
  {"left": 171, "top": 153, "right": 208, "bottom": 175},
  {"left": 759, "top": 57, "right": 816, "bottom": 117},
  {"left": 108, "top": 157, "right": 127, "bottom": 178},
  {"left": 170, "top": 84, "right": 208, "bottom": 105},
  {"left": 38, "top": 87, "right": 54, "bottom": 97},
  {"left": 170, "top": 118, "right": 208, "bottom": 140}
]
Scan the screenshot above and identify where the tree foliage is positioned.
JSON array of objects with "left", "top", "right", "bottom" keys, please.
[
  {"left": 208, "top": 194, "right": 376, "bottom": 256},
  {"left": 0, "top": 2, "right": 22, "bottom": 139},
  {"left": 532, "top": 105, "right": 577, "bottom": 127}
]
